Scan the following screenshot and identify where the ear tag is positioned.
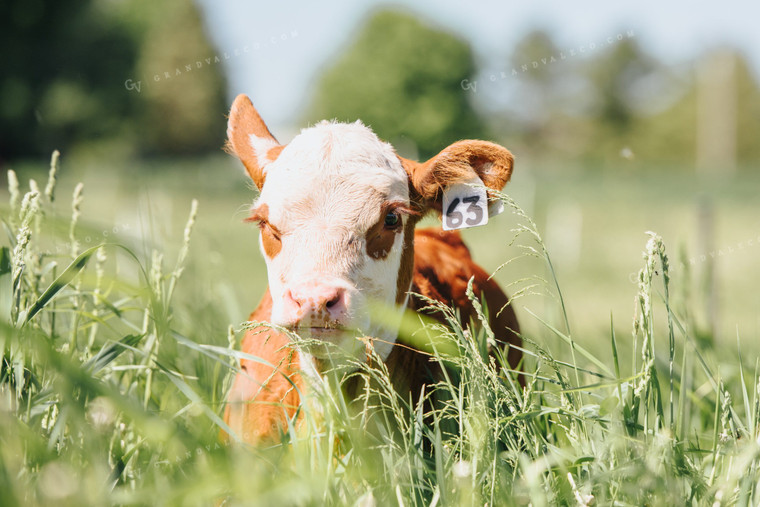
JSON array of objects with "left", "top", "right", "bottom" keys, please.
[{"left": 442, "top": 180, "right": 489, "bottom": 231}]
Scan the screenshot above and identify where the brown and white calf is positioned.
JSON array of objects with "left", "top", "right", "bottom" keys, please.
[{"left": 222, "top": 94, "right": 521, "bottom": 444}]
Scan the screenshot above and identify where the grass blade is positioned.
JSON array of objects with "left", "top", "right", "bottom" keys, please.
[
  {"left": 84, "top": 334, "right": 145, "bottom": 374},
  {"left": 525, "top": 308, "right": 614, "bottom": 378},
  {"left": 22, "top": 244, "right": 102, "bottom": 325}
]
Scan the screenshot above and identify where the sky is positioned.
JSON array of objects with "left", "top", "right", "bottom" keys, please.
[{"left": 196, "top": 0, "right": 760, "bottom": 136}]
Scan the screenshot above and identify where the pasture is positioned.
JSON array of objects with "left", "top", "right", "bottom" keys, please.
[{"left": 1, "top": 153, "right": 759, "bottom": 505}]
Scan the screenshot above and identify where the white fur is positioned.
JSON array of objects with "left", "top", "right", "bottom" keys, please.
[
  {"left": 254, "top": 121, "right": 410, "bottom": 361},
  {"left": 249, "top": 134, "right": 279, "bottom": 174}
]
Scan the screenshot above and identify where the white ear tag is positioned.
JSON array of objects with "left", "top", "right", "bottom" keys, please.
[{"left": 442, "top": 180, "right": 489, "bottom": 231}]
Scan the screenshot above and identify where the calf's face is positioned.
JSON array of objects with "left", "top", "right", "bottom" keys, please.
[
  {"left": 227, "top": 94, "right": 514, "bottom": 362},
  {"left": 248, "top": 121, "right": 414, "bottom": 360}
]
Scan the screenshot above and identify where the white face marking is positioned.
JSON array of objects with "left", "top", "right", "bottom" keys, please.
[{"left": 253, "top": 121, "right": 411, "bottom": 362}]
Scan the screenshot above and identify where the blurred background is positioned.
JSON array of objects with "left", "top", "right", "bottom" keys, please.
[{"left": 1, "top": 0, "right": 758, "bottom": 350}]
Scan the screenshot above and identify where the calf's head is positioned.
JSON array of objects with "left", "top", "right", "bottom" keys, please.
[{"left": 227, "top": 94, "right": 514, "bottom": 362}]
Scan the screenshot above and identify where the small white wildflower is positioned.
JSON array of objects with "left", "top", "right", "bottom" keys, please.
[
  {"left": 39, "top": 462, "right": 77, "bottom": 500},
  {"left": 453, "top": 459, "right": 472, "bottom": 479},
  {"left": 191, "top": 403, "right": 204, "bottom": 417},
  {"left": 712, "top": 488, "right": 723, "bottom": 507},
  {"left": 356, "top": 491, "right": 376, "bottom": 507},
  {"left": 87, "top": 396, "right": 116, "bottom": 428},
  {"left": 567, "top": 471, "right": 595, "bottom": 506}
]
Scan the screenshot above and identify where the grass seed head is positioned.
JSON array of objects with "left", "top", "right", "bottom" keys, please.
[
  {"left": 46, "top": 150, "right": 60, "bottom": 203},
  {"left": 8, "top": 169, "right": 20, "bottom": 221},
  {"left": 70, "top": 183, "right": 84, "bottom": 257}
]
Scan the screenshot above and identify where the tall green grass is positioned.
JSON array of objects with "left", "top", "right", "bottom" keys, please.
[{"left": 1, "top": 154, "right": 759, "bottom": 506}]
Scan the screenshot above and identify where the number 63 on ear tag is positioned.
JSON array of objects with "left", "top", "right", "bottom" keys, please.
[{"left": 442, "top": 181, "right": 503, "bottom": 231}]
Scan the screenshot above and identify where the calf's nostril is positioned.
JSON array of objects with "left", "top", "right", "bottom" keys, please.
[
  {"left": 285, "top": 289, "right": 302, "bottom": 309},
  {"left": 325, "top": 293, "right": 341, "bottom": 309}
]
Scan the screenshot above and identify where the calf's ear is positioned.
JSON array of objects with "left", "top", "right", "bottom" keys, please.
[
  {"left": 400, "top": 140, "right": 514, "bottom": 213},
  {"left": 226, "top": 94, "right": 282, "bottom": 190}
]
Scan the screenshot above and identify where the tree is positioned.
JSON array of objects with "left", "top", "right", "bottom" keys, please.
[
  {"left": 0, "top": 0, "right": 137, "bottom": 161},
  {"left": 307, "top": 9, "right": 485, "bottom": 159},
  {"left": 616, "top": 48, "right": 760, "bottom": 171},
  {"left": 732, "top": 52, "right": 760, "bottom": 167},
  {"left": 585, "top": 37, "right": 660, "bottom": 134},
  {"left": 0, "top": 0, "right": 226, "bottom": 161},
  {"left": 129, "top": 0, "right": 228, "bottom": 156},
  {"left": 502, "top": 33, "right": 681, "bottom": 167},
  {"left": 508, "top": 29, "right": 566, "bottom": 122},
  {"left": 497, "top": 29, "right": 587, "bottom": 159}
]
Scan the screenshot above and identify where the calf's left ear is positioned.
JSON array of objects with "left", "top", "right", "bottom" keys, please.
[{"left": 400, "top": 140, "right": 514, "bottom": 212}]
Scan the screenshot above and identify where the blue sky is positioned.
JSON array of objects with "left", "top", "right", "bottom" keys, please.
[{"left": 196, "top": 0, "right": 760, "bottom": 135}]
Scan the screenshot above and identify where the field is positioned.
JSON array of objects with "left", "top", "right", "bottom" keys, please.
[{"left": 1, "top": 153, "right": 759, "bottom": 505}]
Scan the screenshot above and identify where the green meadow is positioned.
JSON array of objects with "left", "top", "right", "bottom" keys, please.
[{"left": 1, "top": 153, "right": 759, "bottom": 505}]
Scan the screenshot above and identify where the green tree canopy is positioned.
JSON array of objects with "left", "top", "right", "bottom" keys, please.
[
  {"left": 499, "top": 30, "right": 760, "bottom": 171},
  {"left": 0, "top": 0, "right": 136, "bottom": 160},
  {"left": 307, "top": 9, "right": 485, "bottom": 159},
  {"left": 130, "top": 0, "right": 228, "bottom": 156},
  {"left": 0, "top": 0, "right": 226, "bottom": 161}
]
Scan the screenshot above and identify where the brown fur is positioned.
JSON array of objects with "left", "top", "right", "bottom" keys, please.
[
  {"left": 223, "top": 96, "right": 521, "bottom": 445},
  {"left": 410, "top": 228, "right": 522, "bottom": 371},
  {"left": 395, "top": 218, "right": 416, "bottom": 305},
  {"left": 365, "top": 203, "right": 406, "bottom": 260},
  {"left": 223, "top": 290, "right": 303, "bottom": 443},
  {"left": 226, "top": 94, "right": 279, "bottom": 189},
  {"left": 266, "top": 145, "right": 285, "bottom": 161},
  {"left": 223, "top": 228, "right": 521, "bottom": 444},
  {"left": 246, "top": 204, "right": 282, "bottom": 259},
  {"left": 400, "top": 141, "right": 514, "bottom": 213}
]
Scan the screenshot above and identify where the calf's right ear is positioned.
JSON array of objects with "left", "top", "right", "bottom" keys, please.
[{"left": 226, "top": 94, "right": 282, "bottom": 190}]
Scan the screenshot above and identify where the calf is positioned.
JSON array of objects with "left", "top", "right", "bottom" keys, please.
[{"left": 222, "top": 95, "right": 521, "bottom": 444}]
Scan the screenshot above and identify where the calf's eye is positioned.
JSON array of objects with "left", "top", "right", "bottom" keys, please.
[{"left": 384, "top": 211, "right": 401, "bottom": 228}]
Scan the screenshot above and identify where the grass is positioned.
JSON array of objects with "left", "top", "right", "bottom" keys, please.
[{"left": 1, "top": 153, "right": 760, "bottom": 505}]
